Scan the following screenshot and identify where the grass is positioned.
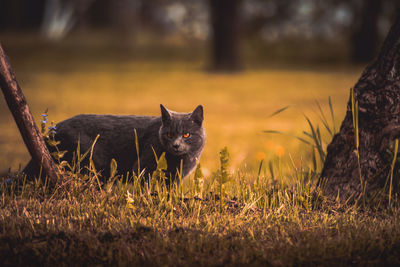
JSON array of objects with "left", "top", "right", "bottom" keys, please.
[
  {"left": 1, "top": 148, "right": 400, "bottom": 266},
  {"left": 1, "top": 33, "right": 399, "bottom": 265}
]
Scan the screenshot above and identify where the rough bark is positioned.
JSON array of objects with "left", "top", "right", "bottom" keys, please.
[
  {"left": 320, "top": 14, "right": 400, "bottom": 202},
  {"left": 209, "top": 0, "right": 243, "bottom": 72},
  {"left": 0, "top": 43, "right": 60, "bottom": 184}
]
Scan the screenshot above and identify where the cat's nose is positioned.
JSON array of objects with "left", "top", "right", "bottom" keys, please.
[{"left": 172, "top": 144, "right": 180, "bottom": 149}]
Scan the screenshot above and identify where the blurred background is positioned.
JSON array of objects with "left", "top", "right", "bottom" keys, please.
[{"left": 0, "top": 0, "right": 398, "bottom": 176}]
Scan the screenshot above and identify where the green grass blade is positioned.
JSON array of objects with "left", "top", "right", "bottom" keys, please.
[
  {"left": 304, "top": 116, "right": 325, "bottom": 163},
  {"left": 329, "top": 96, "right": 336, "bottom": 134},
  {"left": 268, "top": 106, "right": 290, "bottom": 118},
  {"left": 314, "top": 100, "right": 332, "bottom": 136},
  {"left": 134, "top": 129, "right": 140, "bottom": 176},
  {"left": 264, "top": 130, "right": 312, "bottom": 146},
  {"left": 389, "top": 139, "right": 398, "bottom": 207}
]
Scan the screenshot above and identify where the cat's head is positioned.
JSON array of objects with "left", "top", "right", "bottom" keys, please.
[{"left": 159, "top": 104, "right": 206, "bottom": 156}]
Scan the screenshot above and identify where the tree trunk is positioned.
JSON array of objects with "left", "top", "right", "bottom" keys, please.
[
  {"left": 0, "top": 44, "right": 60, "bottom": 184},
  {"left": 0, "top": 0, "right": 46, "bottom": 31},
  {"left": 320, "top": 13, "right": 400, "bottom": 202},
  {"left": 350, "top": 0, "right": 382, "bottom": 63},
  {"left": 209, "top": 0, "right": 243, "bottom": 72}
]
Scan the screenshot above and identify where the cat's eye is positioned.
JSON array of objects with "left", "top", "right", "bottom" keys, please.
[
  {"left": 167, "top": 133, "right": 173, "bottom": 138},
  {"left": 183, "top": 133, "right": 190, "bottom": 138}
]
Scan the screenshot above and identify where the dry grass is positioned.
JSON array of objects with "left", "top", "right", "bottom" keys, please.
[{"left": 1, "top": 151, "right": 400, "bottom": 266}]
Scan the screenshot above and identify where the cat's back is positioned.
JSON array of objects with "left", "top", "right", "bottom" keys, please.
[{"left": 56, "top": 114, "right": 161, "bottom": 137}]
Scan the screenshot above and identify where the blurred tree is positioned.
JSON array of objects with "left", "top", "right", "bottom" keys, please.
[
  {"left": 41, "top": 0, "right": 95, "bottom": 40},
  {"left": 2, "top": 0, "right": 399, "bottom": 65},
  {"left": 242, "top": 0, "right": 296, "bottom": 38},
  {"left": 209, "top": 0, "right": 242, "bottom": 72},
  {"left": 41, "top": 0, "right": 159, "bottom": 40},
  {"left": 88, "top": 0, "right": 139, "bottom": 30},
  {"left": 83, "top": 0, "right": 108, "bottom": 27},
  {"left": 241, "top": 0, "right": 398, "bottom": 64},
  {"left": 138, "top": 0, "right": 158, "bottom": 29},
  {"left": 0, "top": 0, "right": 46, "bottom": 31},
  {"left": 320, "top": 12, "right": 400, "bottom": 203},
  {"left": 350, "top": 0, "right": 382, "bottom": 63}
]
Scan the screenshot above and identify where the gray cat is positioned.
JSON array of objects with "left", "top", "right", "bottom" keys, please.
[{"left": 23, "top": 105, "right": 206, "bottom": 185}]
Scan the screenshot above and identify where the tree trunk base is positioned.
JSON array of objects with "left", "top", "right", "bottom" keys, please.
[{"left": 321, "top": 14, "right": 400, "bottom": 203}]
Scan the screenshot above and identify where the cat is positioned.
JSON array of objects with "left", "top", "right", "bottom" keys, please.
[{"left": 23, "top": 105, "right": 206, "bottom": 185}]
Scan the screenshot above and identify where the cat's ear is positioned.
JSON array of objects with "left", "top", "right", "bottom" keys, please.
[
  {"left": 190, "top": 105, "right": 203, "bottom": 126},
  {"left": 160, "top": 104, "right": 171, "bottom": 124}
]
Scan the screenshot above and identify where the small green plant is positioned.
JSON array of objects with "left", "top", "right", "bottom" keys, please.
[
  {"left": 211, "top": 147, "right": 232, "bottom": 213},
  {"left": 193, "top": 163, "right": 204, "bottom": 199},
  {"left": 40, "top": 111, "right": 67, "bottom": 165},
  {"left": 151, "top": 150, "right": 168, "bottom": 189}
]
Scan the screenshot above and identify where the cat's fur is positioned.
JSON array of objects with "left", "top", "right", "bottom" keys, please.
[{"left": 23, "top": 105, "right": 206, "bottom": 184}]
